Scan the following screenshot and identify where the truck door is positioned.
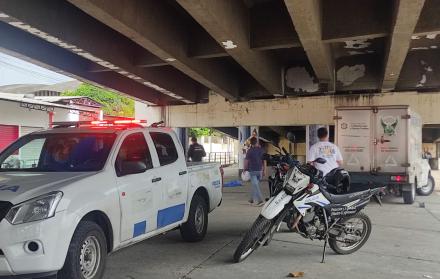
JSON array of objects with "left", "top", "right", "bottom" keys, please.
[
  {"left": 149, "top": 131, "right": 188, "bottom": 229},
  {"left": 374, "top": 108, "right": 408, "bottom": 173},
  {"left": 115, "top": 132, "right": 160, "bottom": 241},
  {"left": 336, "top": 109, "right": 372, "bottom": 172}
]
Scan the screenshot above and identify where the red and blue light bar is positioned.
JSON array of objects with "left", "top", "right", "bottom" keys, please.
[
  {"left": 90, "top": 119, "right": 146, "bottom": 125},
  {"left": 52, "top": 119, "right": 147, "bottom": 128}
]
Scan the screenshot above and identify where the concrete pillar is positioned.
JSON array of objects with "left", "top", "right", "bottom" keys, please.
[{"left": 238, "top": 126, "right": 251, "bottom": 175}]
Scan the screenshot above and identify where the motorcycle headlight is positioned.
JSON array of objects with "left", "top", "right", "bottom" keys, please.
[{"left": 5, "top": 192, "right": 63, "bottom": 225}]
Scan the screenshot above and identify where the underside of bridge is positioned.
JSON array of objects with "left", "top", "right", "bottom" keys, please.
[{"left": 1, "top": 0, "right": 440, "bottom": 107}]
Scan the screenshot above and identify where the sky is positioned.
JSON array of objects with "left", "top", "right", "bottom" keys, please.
[{"left": 0, "top": 52, "right": 74, "bottom": 86}]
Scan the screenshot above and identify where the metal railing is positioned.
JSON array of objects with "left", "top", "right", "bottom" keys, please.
[{"left": 204, "top": 152, "right": 237, "bottom": 166}]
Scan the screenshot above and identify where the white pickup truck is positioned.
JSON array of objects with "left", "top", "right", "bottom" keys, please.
[{"left": 0, "top": 121, "right": 223, "bottom": 279}]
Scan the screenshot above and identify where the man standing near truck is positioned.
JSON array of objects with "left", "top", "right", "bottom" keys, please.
[
  {"left": 308, "top": 127, "right": 343, "bottom": 175},
  {"left": 187, "top": 137, "right": 206, "bottom": 162}
]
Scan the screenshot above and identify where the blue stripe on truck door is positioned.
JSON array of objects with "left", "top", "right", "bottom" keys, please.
[
  {"left": 157, "top": 204, "right": 185, "bottom": 228},
  {"left": 133, "top": 221, "right": 147, "bottom": 238}
]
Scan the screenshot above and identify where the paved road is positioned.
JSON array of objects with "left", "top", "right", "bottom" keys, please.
[{"left": 104, "top": 170, "right": 440, "bottom": 279}]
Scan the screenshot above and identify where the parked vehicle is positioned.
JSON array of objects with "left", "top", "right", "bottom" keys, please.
[
  {"left": 266, "top": 147, "right": 296, "bottom": 197},
  {"left": 0, "top": 120, "right": 223, "bottom": 279},
  {"left": 233, "top": 135, "right": 381, "bottom": 263},
  {"left": 266, "top": 144, "right": 353, "bottom": 232},
  {"left": 335, "top": 106, "right": 434, "bottom": 204}
]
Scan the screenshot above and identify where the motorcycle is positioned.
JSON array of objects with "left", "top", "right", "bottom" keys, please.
[
  {"left": 266, "top": 147, "right": 295, "bottom": 197},
  {"left": 233, "top": 155, "right": 382, "bottom": 263},
  {"left": 267, "top": 146, "right": 356, "bottom": 230}
]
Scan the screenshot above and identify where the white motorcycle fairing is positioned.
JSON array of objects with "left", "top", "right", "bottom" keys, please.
[
  {"left": 293, "top": 192, "right": 331, "bottom": 216},
  {"left": 261, "top": 190, "right": 292, "bottom": 220}
]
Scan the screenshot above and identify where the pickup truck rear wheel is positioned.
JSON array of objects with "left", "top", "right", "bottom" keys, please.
[
  {"left": 59, "top": 221, "right": 107, "bottom": 279},
  {"left": 180, "top": 194, "right": 208, "bottom": 242},
  {"left": 417, "top": 175, "right": 435, "bottom": 196}
]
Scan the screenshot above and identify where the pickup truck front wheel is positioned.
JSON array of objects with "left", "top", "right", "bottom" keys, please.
[
  {"left": 59, "top": 221, "right": 107, "bottom": 279},
  {"left": 180, "top": 194, "right": 208, "bottom": 242}
]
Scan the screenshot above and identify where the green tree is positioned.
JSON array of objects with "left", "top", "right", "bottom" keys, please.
[
  {"left": 189, "top": 128, "right": 222, "bottom": 138},
  {"left": 62, "top": 83, "right": 134, "bottom": 117},
  {"left": 189, "top": 128, "right": 212, "bottom": 138}
]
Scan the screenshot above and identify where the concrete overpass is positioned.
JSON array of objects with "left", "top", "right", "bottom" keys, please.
[
  {"left": 167, "top": 91, "right": 440, "bottom": 127},
  {"left": 1, "top": 0, "right": 440, "bottom": 110}
]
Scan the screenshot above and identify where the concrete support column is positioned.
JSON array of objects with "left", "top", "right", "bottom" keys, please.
[
  {"left": 238, "top": 126, "right": 251, "bottom": 175},
  {"left": 208, "top": 136, "right": 212, "bottom": 157}
]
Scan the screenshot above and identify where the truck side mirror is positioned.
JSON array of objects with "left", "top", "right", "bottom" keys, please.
[{"left": 119, "top": 160, "right": 147, "bottom": 176}]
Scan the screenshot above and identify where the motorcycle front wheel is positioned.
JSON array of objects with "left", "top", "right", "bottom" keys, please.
[
  {"left": 233, "top": 215, "right": 273, "bottom": 263},
  {"left": 329, "top": 212, "right": 372, "bottom": 255}
]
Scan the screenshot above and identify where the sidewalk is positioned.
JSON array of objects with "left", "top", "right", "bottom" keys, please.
[{"left": 222, "top": 165, "right": 270, "bottom": 198}]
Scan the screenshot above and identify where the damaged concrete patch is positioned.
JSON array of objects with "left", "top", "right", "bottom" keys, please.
[
  {"left": 337, "top": 64, "right": 366, "bottom": 86},
  {"left": 344, "top": 39, "right": 371, "bottom": 49},
  {"left": 416, "top": 60, "right": 434, "bottom": 88},
  {"left": 285, "top": 67, "right": 319, "bottom": 93}
]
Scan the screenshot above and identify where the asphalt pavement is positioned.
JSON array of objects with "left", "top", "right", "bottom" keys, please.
[{"left": 104, "top": 168, "right": 440, "bottom": 279}]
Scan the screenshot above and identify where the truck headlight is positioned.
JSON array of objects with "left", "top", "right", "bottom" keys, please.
[{"left": 5, "top": 192, "right": 63, "bottom": 225}]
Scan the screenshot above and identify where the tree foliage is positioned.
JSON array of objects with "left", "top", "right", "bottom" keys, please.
[
  {"left": 189, "top": 128, "right": 214, "bottom": 138},
  {"left": 62, "top": 83, "right": 134, "bottom": 117}
]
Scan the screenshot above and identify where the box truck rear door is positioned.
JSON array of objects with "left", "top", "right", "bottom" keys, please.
[
  {"left": 336, "top": 109, "right": 372, "bottom": 172},
  {"left": 374, "top": 108, "right": 408, "bottom": 173}
]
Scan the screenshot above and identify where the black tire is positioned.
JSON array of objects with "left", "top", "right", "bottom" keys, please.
[
  {"left": 329, "top": 212, "right": 372, "bottom": 255},
  {"left": 403, "top": 183, "right": 416, "bottom": 204},
  {"left": 58, "top": 221, "right": 107, "bottom": 279},
  {"left": 233, "top": 215, "right": 272, "bottom": 263},
  {"left": 180, "top": 194, "right": 208, "bottom": 242},
  {"left": 417, "top": 175, "right": 435, "bottom": 196}
]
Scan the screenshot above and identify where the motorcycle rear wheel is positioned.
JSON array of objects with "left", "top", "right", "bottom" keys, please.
[
  {"left": 329, "top": 212, "right": 372, "bottom": 255},
  {"left": 233, "top": 215, "right": 273, "bottom": 263}
]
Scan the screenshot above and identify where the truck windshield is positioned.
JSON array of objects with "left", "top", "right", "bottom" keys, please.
[{"left": 0, "top": 133, "right": 116, "bottom": 172}]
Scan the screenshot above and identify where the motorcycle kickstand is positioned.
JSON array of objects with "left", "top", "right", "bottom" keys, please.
[
  {"left": 321, "top": 209, "right": 330, "bottom": 263},
  {"left": 321, "top": 234, "right": 328, "bottom": 263}
]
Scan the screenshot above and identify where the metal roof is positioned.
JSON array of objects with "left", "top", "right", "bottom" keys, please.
[{"left": 0, "top": 93, "right": 97, "bottom": 112}]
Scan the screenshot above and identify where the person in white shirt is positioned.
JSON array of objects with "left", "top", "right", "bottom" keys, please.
[{"left": 307, "top": 127, "right": 343, "bottom": 176}]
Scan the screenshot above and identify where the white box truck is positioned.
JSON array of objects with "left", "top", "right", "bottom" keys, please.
[{"left": 335, "top": 106, "right": 434, "bottom": 204}]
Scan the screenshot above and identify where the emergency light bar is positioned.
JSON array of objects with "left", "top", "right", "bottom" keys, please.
[
  {"left": 89, "top": 120, "right": 146, "bottom": 125},
  {"left": 52, "top": 119, "right": 147, "bottom": 128}
]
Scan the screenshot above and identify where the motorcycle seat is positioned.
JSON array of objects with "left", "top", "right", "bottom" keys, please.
[{"left": 320, "top": 186, "right": 372, "bottom": 204}]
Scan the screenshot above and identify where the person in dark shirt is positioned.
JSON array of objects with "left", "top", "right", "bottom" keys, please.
[
  {"left": 245, "top": 137, "right": 265, "bottom": 206},
  {"left": 187, "top": 137, "right": 206, "bottom": 162}
]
